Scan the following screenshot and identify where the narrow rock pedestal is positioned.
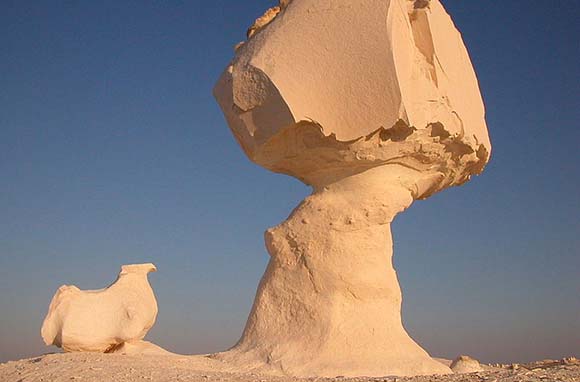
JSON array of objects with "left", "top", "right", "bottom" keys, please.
[{"left": 215, "top": 166, "right": 451, "bottom": 377}]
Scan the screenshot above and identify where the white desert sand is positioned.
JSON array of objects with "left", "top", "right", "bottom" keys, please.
[
  {"left": 0, "top": 354, "right": 578, "bottom": 382},
  {"left": 212, "top": 0, "right": 490, "bottom": 377}
]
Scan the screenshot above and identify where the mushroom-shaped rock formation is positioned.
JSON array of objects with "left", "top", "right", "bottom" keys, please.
[
  {"left": 214, "top": 0, "right": 491, "bottom": 378},
  {"left": 41, "top": 263, "right": 159, "bottom": 353},
  {"left": 450, "top": 355, "right": 485, "bottom": 374}
]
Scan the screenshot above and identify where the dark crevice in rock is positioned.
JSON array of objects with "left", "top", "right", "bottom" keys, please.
[
  {"left": 413, "top": 0, "right": 431, "bottom": 10},
  {"left": 378, "top": 120, "right": 416, "bottom": 142}
]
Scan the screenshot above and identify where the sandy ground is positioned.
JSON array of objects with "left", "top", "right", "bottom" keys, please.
[{"left": 0, "top": 353, "right": 578, "bottom": 382}]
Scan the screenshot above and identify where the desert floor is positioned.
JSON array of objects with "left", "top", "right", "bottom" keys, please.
[{"left": 0, "top": 353, "right": 578, "bottom": 382}]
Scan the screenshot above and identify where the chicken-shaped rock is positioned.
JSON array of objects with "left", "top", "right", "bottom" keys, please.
[{"left": 41, "top": 263, "right": 158, "bottom": 353}]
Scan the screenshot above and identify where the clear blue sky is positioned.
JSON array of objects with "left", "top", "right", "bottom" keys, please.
[{"left": 1, "top": 0, "right": 578, "bottom": 364}]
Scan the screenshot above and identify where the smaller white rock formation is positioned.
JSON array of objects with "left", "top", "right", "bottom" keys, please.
[
  {"left": 450, "top": 355, "right": 484, "bottom": 374},
  {"left": 41, "top": 263, "right": 158, "bottom": 353}
]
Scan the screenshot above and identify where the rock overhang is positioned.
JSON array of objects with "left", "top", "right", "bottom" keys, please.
[{"left": 214, "top": 0, "right": 491, "bottom": 196}]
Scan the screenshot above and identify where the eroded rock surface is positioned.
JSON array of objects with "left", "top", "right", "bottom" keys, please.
[
  {"left": 216, "top": 0, "right": 490, "bottom": 192},
  {"left": 450, "top": 356, "right": 484, "bottom": 374},
  {"left": 41, "top": 264, "right": 159, "bottom": 353},
  {"left": 214, "top": 0, "right": 491, "bottom": 377}
]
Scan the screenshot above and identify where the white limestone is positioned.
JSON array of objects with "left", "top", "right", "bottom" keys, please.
[
  {"left": 41, "top": 264, "right": 159, "bottom": 353},
  {"left": 213, "top": 0, "right": 491, "bottom": 377}
]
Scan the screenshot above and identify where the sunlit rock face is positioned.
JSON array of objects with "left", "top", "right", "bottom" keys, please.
[
  {"left": 215, "top": 0, "right": 490, "bottom": 192},
  {"left": 214, "top": 0, "right": 491, "bottom": 377},
  {"left": 41, "top": 264, "right": 158, "bottom": 353}
]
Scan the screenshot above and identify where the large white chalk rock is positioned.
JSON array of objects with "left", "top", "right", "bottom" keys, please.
[
  {"left": 41, "top": 263, "right": 158, "bottom": 353},
  {"left": 213, "top": 0, "right": 491, "bottom": 378},
  {"left": 215, "top": 0, "right": 490, "bottom": 192}
]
